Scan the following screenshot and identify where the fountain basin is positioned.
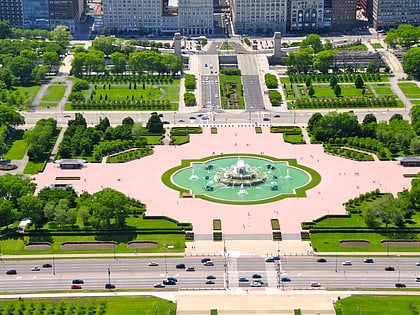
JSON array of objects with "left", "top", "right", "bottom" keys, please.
[{"left": 162, "top": 154, "right": 320, "bottom": 204}]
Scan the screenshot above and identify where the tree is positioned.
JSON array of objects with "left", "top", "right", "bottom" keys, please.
[
  {"left": 122, "top": 117, "right": 134, "bottom": 126},
  {"left": 301, "top": 34, "right": 323, "bottom": 53},
  {"left": 410, "top": 136, "right": 420, "bottom": 155},
  {"left": 329, "top": 76, "right": 338, "bottom": 88},
  {"left": 42, "top": 51, "right": 60, "bottom": 74},
  {"left": 17, "top": 195, "right": 45, "bottom": 228},
  {"left": 49, "top": 25, "right": 72, "bottom": 48},
  {"left": 313, "top": 50, "right": 334, "bottom": 74},
  {"left": 0, "top": 20, "right": 12, "bottom": 39},
  {"left": 0, "top": 174, "right": 36, "bottom": 206},
  {"left": 354, "top": 75, "right": 364, "bottom": 89},
  {"left": 334, "top": 84, "right": 341, "bottom": 97},
  {"left": 402, "top": 47, "right": 420, "bottom": 80},
  {"left": 308, "top": 85, "right": 315, "bottom": 97},
  {"left": 6, "top": 56, "right": 37, "bottom": 84},
  {"left": 307, "top": 112, "right": 323, "bottom": 133},
  {"left": 311, "top": 112, "right": 360, "bottom": 142},
  {"left": 93, "top": 36, "right": 120, "bottom": 56},
  {"left": 284, "top": 48, "right": 314, "bottom": 74},
  {"left": 0, "top": 199, "right": 15, "bottom": 227},
  {"left": 364, "top": 195, "right": 407, "bottom": 228},
  {"left": 95, "top": 117, "right": 111, "bottom": 132},
  {"left": 89, "top": 188, "right": 129, "bottom": 229},
  {"left": 146, "top": 113, "right": 164, "bottom": 133},
  {"left": 389, "top": 113, "right": 403, "bottom": 122},
  {"left": 110, "top": 51, "right": 126, "bottom": 74},
  {"left": 305, "top": 77, "right": 311, "bottom": 87},
  {"left": 362, "top": 113, "right": 377, "bottom": 125}
]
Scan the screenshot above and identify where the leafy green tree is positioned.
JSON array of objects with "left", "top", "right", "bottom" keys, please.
[
  {"left": 334, "top": 84, "right": 341, "bottom": 97},
  {"left": 313, "top": 50, "right": 334, "bottom": 74},
  {"left": 6, "top": 56, "right": 37, "bottom": 84},
  {"left": 37, "top": 186, "right": 78, "bottom": 208},
  {"left": 308, "top": 85, "right": 315, "bottom": 97},
  {"left": 364, "top": 195, "right": 407, "bottom": 228},
  {"left": 0, "top": 199, "right": 15, "bottom": 227},
  {"left": 49, "top": 25, "right": 72, "bottom": 48},
  {"left": 95, "top": 117, "right": 110, "bottom": 132},
  {"left": 110, "top": 51, "right": 126, "bottom": 74},
  {"left": 184, "top": 92, "right": 196, "bottom": 106},
  {"left": 402, "top": 47, "right": 420, "bottom": 80},
  {"left": 354, "top": 75, "right": 364, "bottom": 89},
  {"left": 42, "top": 51, "right": 60, "bottom": 74},
  {"left": 300, "top": 34, "right": 323, "bottom": 53},
  {"left": 89, "top": 188, "right": 129, "bottom": 229},
  {"left": 92, "top": 36, "right": 120, "bottom": 56},
  {"left": 17, "top": 195, "right": 45, "bottom": 228},
  {"left": 311, "top": 112, "right": 360, "bottom": 142},
  {"left": 362, "top": 113, "right": 377, "bottom": 125},
  {"left": 0, "top": 20, "right": 12, "bottom": 39},
  {"left": 19, "top": 49, "right": 37, "bottom": 60},
  {"left": 284, "top": 48, "right": 314, "bottom": 74},
  {"left": 389, "top": 113, "right": 403, "bottom": 122},
  {"left": 122, "top": 117, "right": 134, "bottom": 126},
  {"left": 329, "top": 76, "right": 338, "bottom": 88},
  {"left": 410, "top": 136, "right": 420, "bottom": 155},
  {"left": 305, "top": 77, "right": 311, "bottom": 87},
  {"left": 0, "top": 174, "right": 36, "bottom": 206},
  {"left": 0, "top": 105, "right": 25, "bottom": 127},
  {"left": 146, "top": 113, "right": 164, "bottom": 133},
  {"left": 307, "top": 112, "right": 323, "bottom": 133}
]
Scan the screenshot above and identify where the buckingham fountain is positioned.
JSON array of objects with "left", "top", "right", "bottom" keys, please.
[{"left": 164, "top": 155, "right": 318, "bottom": 204}]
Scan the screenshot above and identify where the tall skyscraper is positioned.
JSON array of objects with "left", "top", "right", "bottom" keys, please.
[{"left": 0, "top": 0, "right": 23, "bottom": 28}]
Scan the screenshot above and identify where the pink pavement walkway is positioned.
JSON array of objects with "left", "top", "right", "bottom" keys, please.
[{"left": 34, "top": 126, "right": 418, "bottom": 236}]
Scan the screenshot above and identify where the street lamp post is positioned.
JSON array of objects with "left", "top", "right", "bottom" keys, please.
[
  {"left": 107, "top": 267, "right": 111, "bottom": 284},
  {"left": 53, "top": 252, "right": 56, "bottom": 276}
]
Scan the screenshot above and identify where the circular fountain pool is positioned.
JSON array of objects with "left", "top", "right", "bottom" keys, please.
[{"left": 163, "top": 155, "right": 320, "bottom": 204}]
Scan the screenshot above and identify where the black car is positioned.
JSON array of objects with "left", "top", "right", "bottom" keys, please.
[
  {"left": 205, "top": 280, "right": 215, "bottom": 285},
  {"left": 176, "top": 263, "right": 186, "bottom": 269},
  {"left": 265, "top": 258, "right": 275, "bottom": 262},
  {"left": 163, "top": 280, "right": 177, "bottom": 285},
  {"left": 42, "top": 263, "right": 52, "bottom": 268},
  {"left": 201, "top": 258, "right": 211, "bottom": 263},
  {"left": 252, "top": 274, "right": 262, "bottom": 279},
  {"left": 105, "top": 283, "right": 116, "bottom": 289},
  {"left": 395, "top": 283, "right": 406, "bottom": 288},
  {"left": 363, "top": 258, "right": 374, "bottom": 263},
  {"left": 206, "top": 275, "right": 216, "bottom": 280},
  {"left": 6, "top": 270, "right": 17, "bottom": 275},
  {"left": 385, "top": 266, "right": 395, "bottom": 271},
  {"left": 317, "top": 258, "right": 327, "bottom": 263},
  {"left": 186, "top": 267, "right": 195, "bottom": 272},
  {"left": 72, "top": 279, "right": 84, "bottom": 284},
  {"left": 162, "top": 121, "right": 170, "bottom": 124}
]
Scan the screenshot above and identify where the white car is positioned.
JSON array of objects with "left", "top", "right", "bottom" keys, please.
[
  {"left": 416, "top": 262, "right": 420, "bottom": 266},
  {"left": 31, "top": 266, "right": 40, "bottom": 271},
  {"left": 342, "top": 261, "right": 352, "bottom": 266},
  {"left": 148, "top": 262, "right": 159, "bottom": 266},
  {"left": 251, "top": 281, "right": 262, "bottom": 287},
  {"left": 311, "top": 282, "right": 321, "bottom": 287}
]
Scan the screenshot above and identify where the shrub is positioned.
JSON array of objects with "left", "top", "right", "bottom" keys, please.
[
  {"left": 72, "top": 79, "right": 89, "bottom": 92},
  {"left": 184, "top": 74, "right": 196, "bottom": 90},
  {"left": 183, "top": 92, "right": 196, "bottom": 106},
  {"left": 264, "top": 73, "right": 278, "bottom": 89},
  {"left": 220, "top": 68, "right": 241, "bottom": 76},
  {"left": 268, "top": 90, "right": 282, "bottom": 106}
]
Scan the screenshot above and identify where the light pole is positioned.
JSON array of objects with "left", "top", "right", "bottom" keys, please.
[
  {"left": 107, "top": 267, "right": 111, "bottom": 284},
  {"left": 53, "top": 252, "right": 56, "bottom": 276},
  {"left": 335, "top": 252, "right": 338, "bottom": 273}
]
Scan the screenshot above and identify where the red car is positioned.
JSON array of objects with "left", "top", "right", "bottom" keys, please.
[{"left": 71, "top": 285, "right": 82, "bottom": 289}]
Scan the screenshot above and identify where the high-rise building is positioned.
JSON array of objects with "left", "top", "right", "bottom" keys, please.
[
  {"left": 0, "top": 0, "right": 84, "bottom": 32},
  {"left": 0, "top": 0, "right": 23, "bottom": 28},
  {"left": 368, "top": 0, "right": 420, "bottom": 30},
  {"left": 289, "top": 0, "right": 324, "bottom": 31},
  {"left": 331, "top": 0, "right": 357, "bottom": 30},
  {"left": 49, "top": 0, "right": 85, "bottom": 32},
  {"left": 103, "top": 0, "right": 213, "bottom": 36},
  {"left": 178, "top": 0, "right": 213, "bottom": 35},
  {"left": 230, "top": 0, "right": 288, "bottom": 35}
]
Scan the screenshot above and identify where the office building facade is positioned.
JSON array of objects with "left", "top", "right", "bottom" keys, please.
[
  {"left": 230, "top": 0, "right": 288, "bottom": 35},
  {"left": 331, "top": 0, "right": 357, "bottom": 30},
  {"left": 368, "top": 0, "right": 420, "bottom": 30},
  {"left": 0, "top": 0, "right": 23, "bottom": 28},
  {"left": 289, "top": 0, "right": 324, "bottom": 31},
  {"left": 103, "top": 0, "right": 213, "bottom": 35}
]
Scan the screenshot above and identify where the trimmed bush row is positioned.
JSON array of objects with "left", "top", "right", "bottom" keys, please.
[
  {"left": 288, "top": 73, "right": 383, "bottom": 84},
  {"left": 293, "top": 97, "right": 398, "bottom": 109},
  {"left": 70, "top": 99, "right": 173, "bottom": 111}
]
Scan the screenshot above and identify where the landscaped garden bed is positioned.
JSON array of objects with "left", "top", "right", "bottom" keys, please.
[{"left": 339, "top": 240, "right": 371, "bottom": 247}]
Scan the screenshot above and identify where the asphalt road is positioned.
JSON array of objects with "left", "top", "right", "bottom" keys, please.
[{"left": 1, "top": 257, "right": 419, "bottom": 292}]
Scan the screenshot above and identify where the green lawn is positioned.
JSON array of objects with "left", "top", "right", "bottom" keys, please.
[
  {"left": 311, "top": 232, "right": 420, "bottom": 252},
  {"left": 23, "top": 160, "right": 46, "bottom": 174},
  {"left": 300, "top": 84, "right": 365, "bottom": 98},
  {"left": 370, "top": 84, "right": 394, "bottom": 96},
  {"left": 42, "top": 85, "right": 67, "bottom": 102},
  {"left": 15, "top": 85, "right": 41, "bottom": 109},
  {"left": 4, "top": 139, "right": 27, "bottom": 160},
  {"left": 219, "top": 75, "right": 245, "bottom": 109},
  {"left": 398, "top": 82, "right": 420, "bottom": 98},
  {"left": 312, "top": 216, "right": 368, "bottom": 228},
  {"left": 371, "top": 42, "right": 383, "bottom": 49},
  {"left": 0, "top": 297, "right": 176, "bottom": 315},
  {"left": 412, "top": 100, "right": 420, "bottom": 105},
  {"left": 92, "top": 85, "right": 163, "bottom": 101},
  {"left": 335, "top": 296, "right": 420, "bottom": 315}
]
